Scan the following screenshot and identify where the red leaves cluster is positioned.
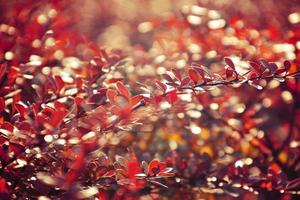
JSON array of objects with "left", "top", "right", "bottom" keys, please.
[
  {"left": 0, "top": 1, "right": 300, "bottom": 199},
  {"left": 156, "top": 58, "right": 298, "bottom": 95},
  {"left": 107, "top": 81, "right": 144, "bottom": 120}
]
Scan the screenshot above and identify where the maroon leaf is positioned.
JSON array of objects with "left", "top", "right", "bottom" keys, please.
[
  {"left": 286, "top": 177, "right": 300, "bottom": 190},
  {"left": 249, "top": 61, "right": 261, "bottom": 73},
  {"left": 191, "top": 65, "right": 205, "bottom": 78},
  {"left": 162, "top": 73, "right": 174, "bottom": 83},
  {"left": 283, "top": 60, "right": 291, "bottom": 71},
  {"left": 171, "top": 69, "right": 182, "bottom": 81},
  {"left": 224, "top": 57, "right": 235, "bottom": 70},
  {"left": 259, "top": 59, "right": 269, "bottom": 72},
  {"left": 268, "top": 63, "right": 278, "bottom": 75},
  {"left": 275, "top": 68, "right": 286, "bottom": 75},
  {"left": 9, "top": 142, "right": 24, "bottom": 155},
  {"left": 0, "top": 122, "right": 14, "bottom": 132}
]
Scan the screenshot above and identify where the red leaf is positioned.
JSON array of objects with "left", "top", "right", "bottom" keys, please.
[
  {"left": 116, "top": 81, "right": 130, "bottom": 99},
  {"left": 64, "top": 151, "right": 85, "bottom": 189},
  {"left": 180, "top": 77, "right": 190, "bottom": 86},
  {"left": 0, "top": 63, "right": 7, "bottom": 81},
  {"left": 249, "top": 61, "right": 261, "bottom": 73},
  {"left": 0, "top": 178, "right": 10, "bottom": 198},
  {"left": 36, "top": 113, "right": 48, "bottom": 125},
  {"left": 54, "top": 75, "right": 65, "bottom": 93},
  {"left": 129, "top": 95, "right": 144, "bottom": 108},
  {"left": 41, "top": 107, "right": 55, "bottom": 117},
  {"left": 32, "top": 103, "right": 40, "bottom": 117},
  {"left": 224, "top": 57, "right": 235, "bottom": 70},
  {"left": 9, "top": 142, "right": 24, "bottom": 155},
  {"left": 226, "top": 68, "right": 235, "bottom": 78},
  {"left": 106, "top": 89, "right": 118, "bottom": 104},
  {"left": 188, "top": 69, "right": 199, "bottom": 84},
  {"left": 14, "top": 102, "right": 27, "bottom": 118},
  {"left": 75, "top": 77, "right": 83, "bottom": 89},
  {"left": 54, "top": 101, "right": 66, "bottom": 110},
  {"left": 166, "top": 90, "right": 177, "bottom": 104},
  {"left": 50, "top": 109, "right": 66, "bottom": 127},
  {"left": 127, "top": 158, "right": 141, "bottom": 179},
  {"left": 153, "top": 95, "right": 163, "bottom": 105},
  {"left": 0, "top": 122, "right": 14, "bottom": 132},
  {"left": 74, "top": 96, "right": 84, "bottom": 105},
  {"left": 155, "top": 81, "right": 167, "bottom": 92},
  {"left": 148, "top": 159, "right": 159, "bottom": 176},
  {"left": 0, "top": 97, "right": 5, "bottom": 112},
  {"left": 16, "top": 122, "right": 31, "bottom": 132},
  {"left": 0, "top": 135, "right": 7, "bottom": 145},
  {"left": 147, "top": 159, "right": 166, "bottom": 176},
  {"left": 249, "top": 71, "right": 259, "bottom": 79},
  {"left": 7, "top": 67, "right": 19, "bottom": 82},
  {"left": 107, "top": 78, "right": 124, "bottom": 84},
  {"left": 171, "top": 69, "right": 182, "bottom": 81}
]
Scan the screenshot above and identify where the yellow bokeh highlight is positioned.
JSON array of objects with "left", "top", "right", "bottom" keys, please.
[{"left": 278, "top": 151, "right": 288, "bottom": 164}]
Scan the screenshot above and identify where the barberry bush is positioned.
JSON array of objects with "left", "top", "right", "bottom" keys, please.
[{"left": 1, "top": 0, "right": 300, "bottom": 199}]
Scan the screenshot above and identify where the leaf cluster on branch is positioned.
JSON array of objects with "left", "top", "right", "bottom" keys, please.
[{"left": 0, "top": 0, "right": 300, "bottom": 199}]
